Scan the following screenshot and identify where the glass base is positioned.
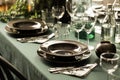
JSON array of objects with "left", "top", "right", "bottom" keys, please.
[{"left": 88, "top": 45, "right": 94, "bottom": 51}]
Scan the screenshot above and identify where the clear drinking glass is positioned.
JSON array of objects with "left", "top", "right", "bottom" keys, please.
[
  {"left": 72, "top": 19, "right": 85, "bottom": 41},
  {"left": 52, "top": 5, "right": 65, "bottom": 21},
  {"left": 115, "top": 21, "right": 120, "bottom": 43},
  {"left": 66, "top": 0, "right": 81, "bottom": 33},
  {"left": 66, "top": 0, "right": 77, "bottom": 37},
  {"left": 66, "top": 0, "right": 78, "bottom": 19},
  {"left": 51, "top": 5, "right": 65, "bottom": 39},
  {"left": 66, "top": 0, "right": 88, "bottom": 24},
  {"left": 66, "top": 0, "right": 90, "bottom": 41},
  {"left": 111, "top": 64, "right": 120, "bottom": 80},
  {"left": 100, "top": 52, "right": 120, "bottom": 80},
  {"left": 84, "top": 16, "right": 97, "bottom": 50}
]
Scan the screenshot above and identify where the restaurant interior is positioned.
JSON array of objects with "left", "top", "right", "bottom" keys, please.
[{"left": 0, "top": 0, "right": 120, "bottom": 80}]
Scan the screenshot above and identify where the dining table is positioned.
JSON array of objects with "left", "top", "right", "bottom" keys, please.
[{"left": 0, "top": 20, "right": 120, "bottom": 80}]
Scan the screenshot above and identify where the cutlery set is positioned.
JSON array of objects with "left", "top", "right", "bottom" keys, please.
[
  {"left": 17, "top": 33, "right": 55, "bottom": 43},
  {"left": 49, "top": 63, "right": 97, "bottom": 77}
]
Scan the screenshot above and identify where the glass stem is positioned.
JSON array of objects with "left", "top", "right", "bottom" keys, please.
[
  {"left": 77, "top": 32, "right": 79, "bottom": 41},
  {"left": 108, "top": 73, "right": 114, "bottom": 80},
  {"left": 87, "top": 34, "right": 89, "bottom": 46},
  {"left": 108, "top": 72, "right": 114, "bottom": 80},
  {"left": 107, "top": 73, "right": 110, "bottom": 80}
]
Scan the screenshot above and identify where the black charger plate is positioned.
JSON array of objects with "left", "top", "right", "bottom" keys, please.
[{"left": 5, "top": 19, "right": 48, "bottom": 37}]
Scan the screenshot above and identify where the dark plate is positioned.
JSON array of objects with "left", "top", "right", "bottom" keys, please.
[
  {"left": 37, "top": 40, "right": 90, "bottom": 64},
  {"left": 37, "top": 48, "right": 91, "bottom": 64},
  {"left": 5, "top": 19, "right": 48, "bottom": 36},
  {"left": 7, "top": 19, "right": 44, "bottom": 30},
  {"left": 40, "top": 40, "right": 89, "bottom": 56},
  {"left": 12, "top": 21, "right": 41, "bottom": 30}
]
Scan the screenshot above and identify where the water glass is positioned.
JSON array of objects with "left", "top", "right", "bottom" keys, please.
[
  {"left": 53, "top": 21, "right": 62, "bottom": 39},
  {"left": 72, "top": 19, "right": 85, "bottom": 41},
  {"left": 100, "top": 52, "right": 120, "bottom": 80},
  {"left": 115, "top": 23, "right": 120, "bottom": 43},
  {"left": 101, "top": 22, "right": 116, "bottom": 43},
  {"left": 111, "top": 64, "right": 120, "bottom": 80},
  {"left": 84, "top": 16, "right": 97, "bottom": 50}
]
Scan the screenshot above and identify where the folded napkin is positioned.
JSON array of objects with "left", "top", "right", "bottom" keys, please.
[{"left": 48, "top": 63, "right": 97, "bottom": 77}]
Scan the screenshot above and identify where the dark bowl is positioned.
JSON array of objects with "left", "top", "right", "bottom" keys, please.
[
  {"left": 48, "top": 42, "right": 81, "bottom": 57},
  {"left": 38, "top": 40, "right": 90, "bottom": 62}
]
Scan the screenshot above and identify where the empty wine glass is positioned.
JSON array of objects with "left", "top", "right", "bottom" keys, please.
[
  {"left": 52, "top": 5, "right": 65, "bottom": 21},
  {"left": 66, "top": 0, "right": 93, "bottom": 41},
  {"left": 66, "top": 0, "right": 87, "bottom": 41},
  {"left": 66, "top": 0, "right": 78, "bottom": 18},
  {"left": 84, "top": 16, "right": 97, "bottom": 50},
  {"left": 66, "top": 0, "right": 76, "bottom": 37},
  {"left": 66, "top": 0, "right": 87, "bottom": 23},
  {"left": 51, "top": 5, "right": 65, "bottom": 39},
  {"left": 100, "top": 52, "right": 120, "bottom": 80}
]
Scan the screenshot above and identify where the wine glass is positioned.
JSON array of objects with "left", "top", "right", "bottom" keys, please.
[
  {"left": 100, "top": 52, "right": 120, "bottom": 80},
  {"left": 84, "top": 16, "right": 97, "bottom": 50},
  {"left": 51, "top": 5, "right": 65, "bottom": 39},
  {"left": 52, "top": 5, "right": 65, "bottom": 21},
  {"left": 66, "top": 0, "right": 92, "bottom": 40},
  {"left": 66, "top": 0, "right": 86, "bottom": 23},
  {"left": 72, "top": 19, "right": 85, "bottom": 41},
  {"left": 66, "top": 0, "right": 77, "bottom": 18},
  {"left": 66, "top": 0, "right": 87, "bottom": 41}
]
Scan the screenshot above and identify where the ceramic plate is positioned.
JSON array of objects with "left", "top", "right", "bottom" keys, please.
[
  {"left": 40, "top": 40, "right": 89, "bottom": 56},
  {"left": 37, "top": 47, "right": 91, "bottom": 64},
  {"left": 5, "top": 19, "right": 48, "bottom": 36},
  {"left": 37, "top": 40, "right": 91, "bottom": 64}
]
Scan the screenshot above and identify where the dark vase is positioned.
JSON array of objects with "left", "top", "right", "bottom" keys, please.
[{"left": 95, "top": 41, "right": 116, "bottom": 58}]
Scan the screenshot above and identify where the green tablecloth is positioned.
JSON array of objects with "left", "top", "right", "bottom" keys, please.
[{"left": 0, "top": 22, "right": 108, "bottom": 80}]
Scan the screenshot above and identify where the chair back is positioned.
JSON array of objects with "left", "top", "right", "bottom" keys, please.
[{"left": 0, "top": 56, "right": 27, "bottom": 80}]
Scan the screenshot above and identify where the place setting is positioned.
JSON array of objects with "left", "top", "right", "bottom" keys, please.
[
  {"left": 37, "top": 40, "right": 91, "bottom": 64},
  {"left": 35, "top": 0, "right": 98, "bottom": 78},
  {"left": 4, "top": 19, "right": 55, "bottom": 43},
  {"left": 37, "top": 39, "right": 98, "bottom": 77}
]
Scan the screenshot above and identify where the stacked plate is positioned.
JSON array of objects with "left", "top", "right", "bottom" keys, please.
[
  {"left": 5, "top": 19, "right": 48, "bottom": 37},
  {"left": 37, "top": 40, "right": 91, "bottom": 64}
]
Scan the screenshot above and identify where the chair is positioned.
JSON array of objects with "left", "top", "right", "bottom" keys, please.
[{"left": 0, "top": 55, "right": 27, "bottom": 80}]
